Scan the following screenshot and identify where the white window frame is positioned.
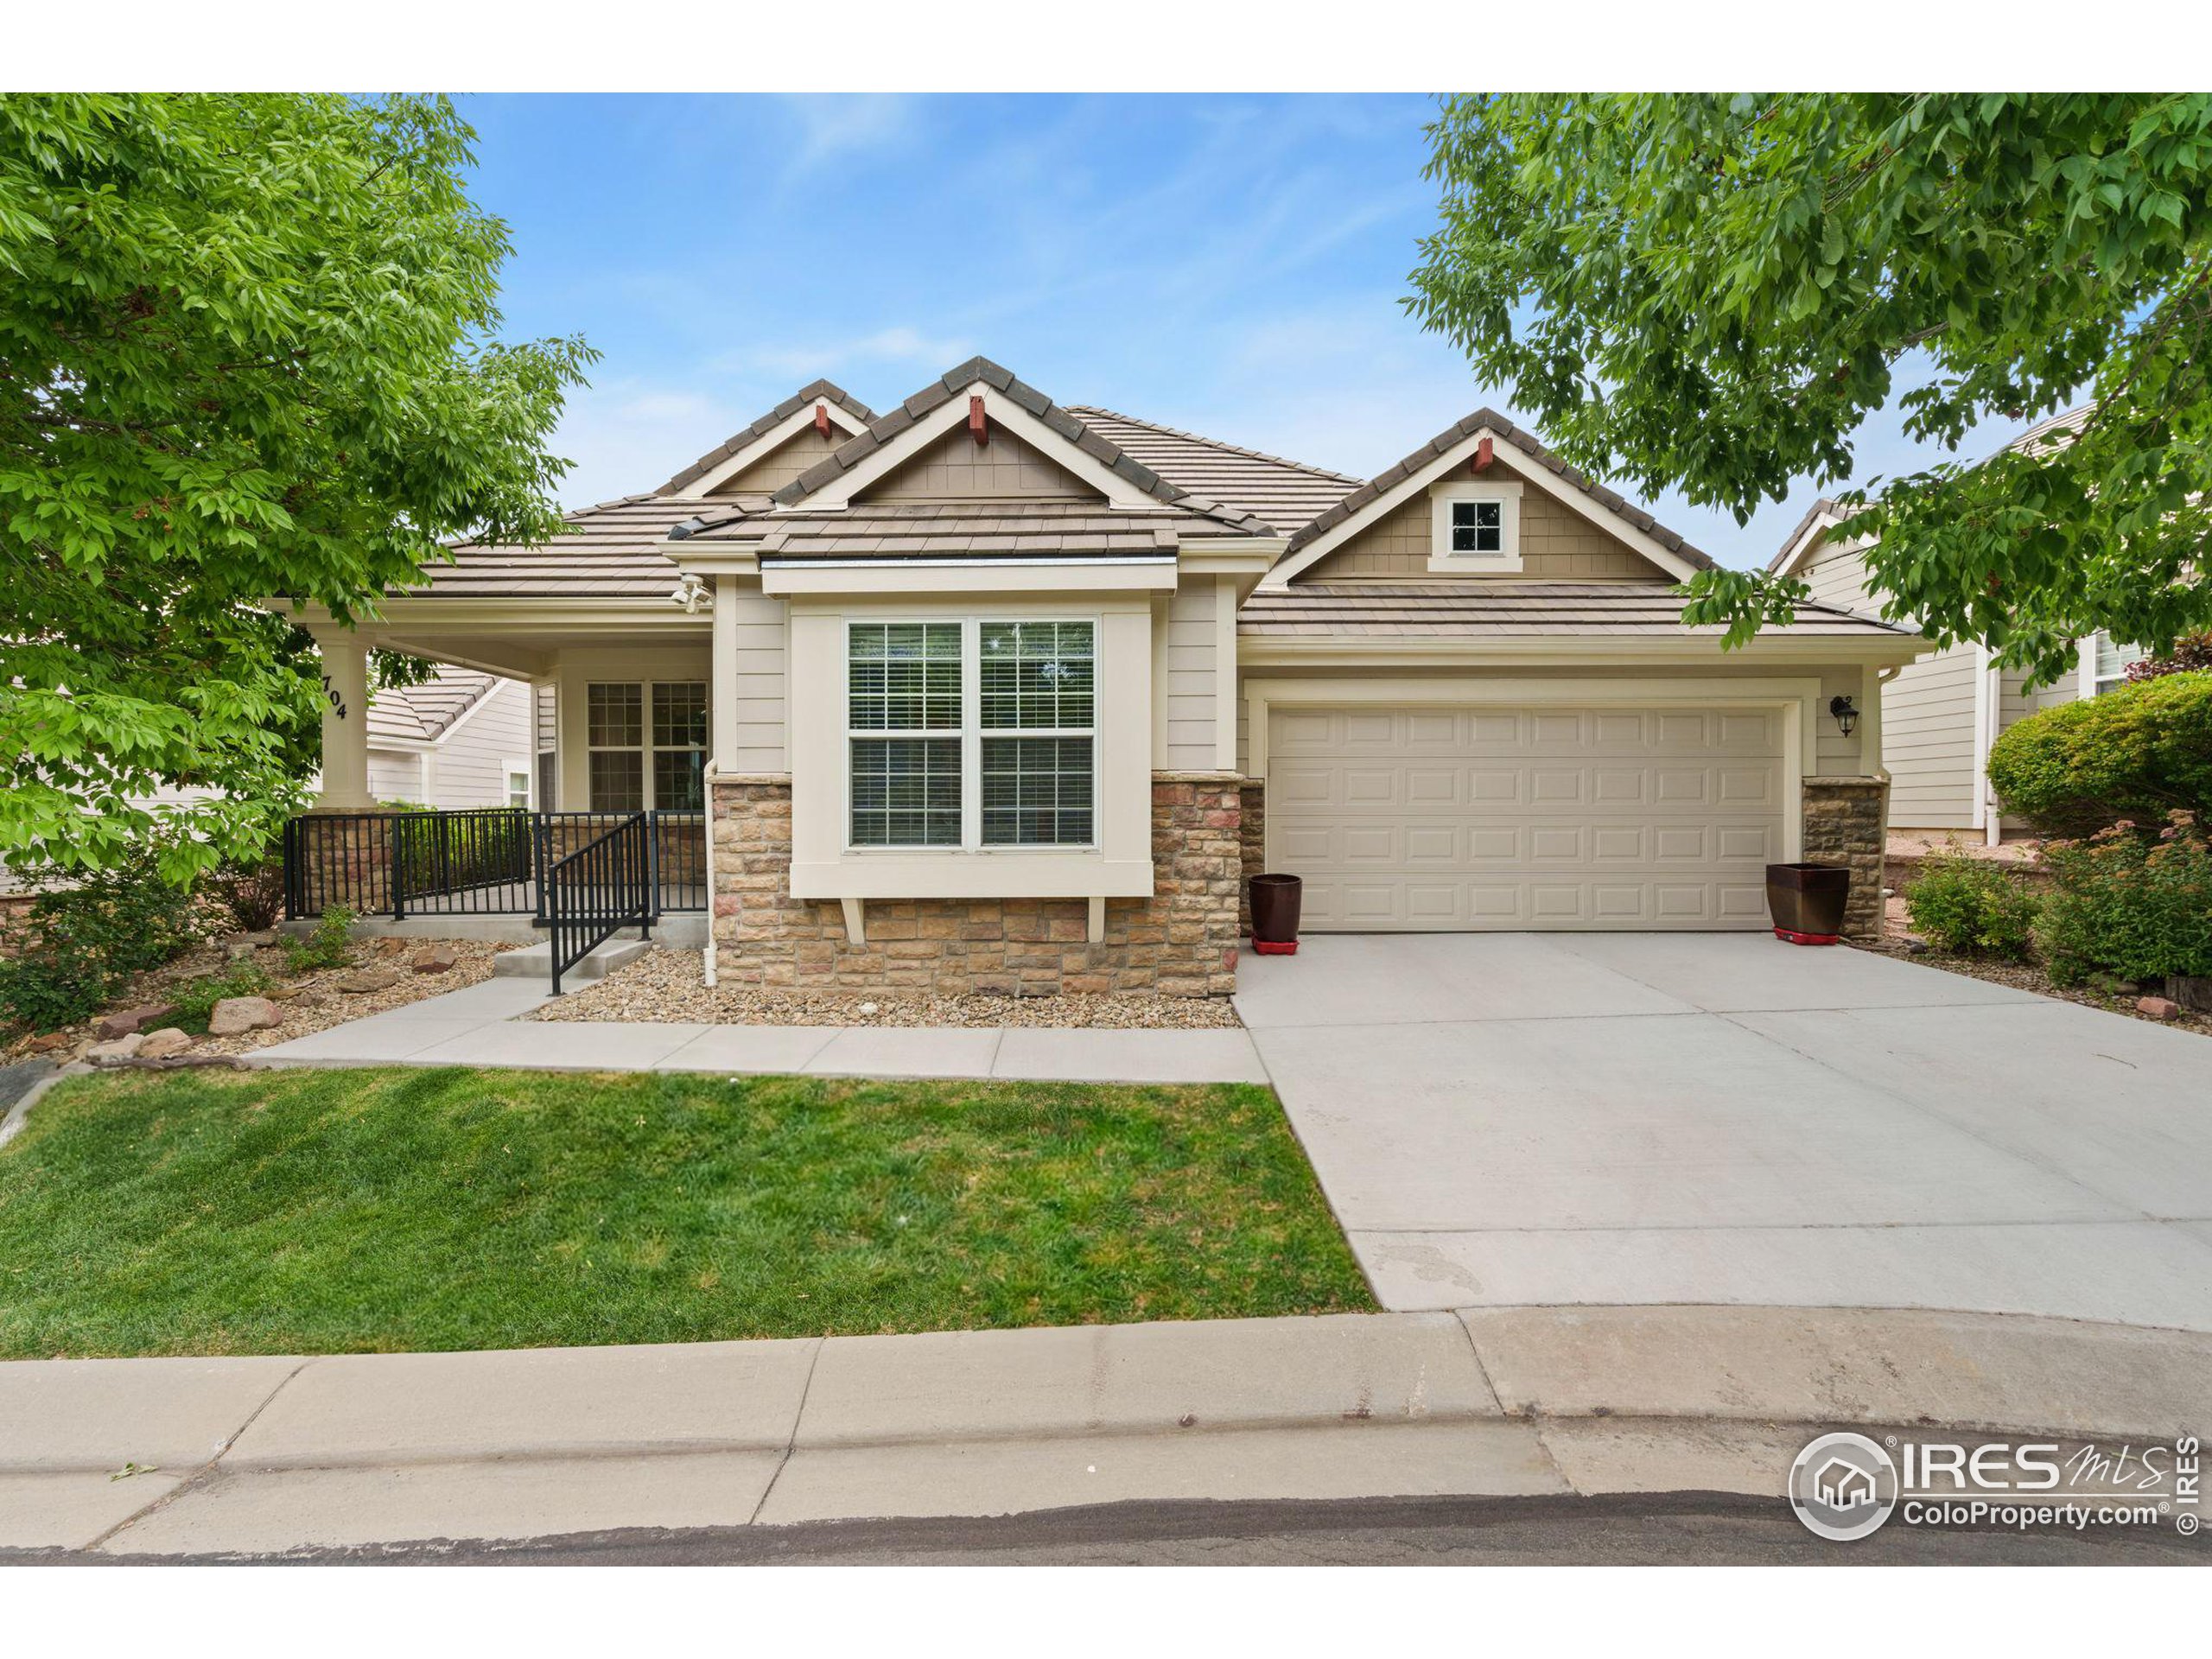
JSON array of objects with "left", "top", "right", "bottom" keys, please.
[
  {"left": 2079, "top": 632, "right": 2145, "bottom": 699},
  {"left": 844, "top": 616, "right": 1099, "bottom": 855},
  {"left": 584, "top": 680, "right": 709, "bottom": 811},
  {"left": 1428, "top": 478, "right": 1524, "bottom": 573},
  {"left": 503, "top": 758, "right": 533, "bottom": 810}
]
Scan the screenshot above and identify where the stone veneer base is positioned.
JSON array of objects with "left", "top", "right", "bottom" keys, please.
[
  {"left": 709, "top": 772, "right": 1242, "bottom": 998},
  {"left": 1801, "top": 775, "right": 1890, "bottom": 942}
]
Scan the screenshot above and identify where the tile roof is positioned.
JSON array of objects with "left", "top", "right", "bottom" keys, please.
[
  {"left": 1061, "top": 406, "right": 1361, "bottom": 533},
  {"left": 365, "top": 665, "right": 508, "bottom": 744},
  {"left": 766, "top": 357, "right": 1274, "bottom": 534},
  {"left": 405, "top": 496, "right": 700, "bottom": 598},
  {"left": 674, "top": 499, "right": 1249, "bottom": 560},
  {"left": 658, "top": 379, "right": 876, "bottom": 495},
  {"left": 1767, "top": 403, "right": 2094, "bottom": 570},
  {"left": 1287, "top": 408, "right": 1719, "bottom": 571},
  {"left": 1238, "top": 582, "right": 1910, "bottom": 639}
]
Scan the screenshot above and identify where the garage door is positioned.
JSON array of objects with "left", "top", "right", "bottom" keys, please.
[{"left": 1268, "top": 706, "right": 1785, "bottom": 931}]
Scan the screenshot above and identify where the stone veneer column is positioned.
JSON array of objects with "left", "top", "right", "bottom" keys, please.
[
  {"left": 706, "top": 771, "right": 1242, "bottom": 997},
  {"left": 1237, "top": 779, "right": 1266, "bottom": 937},
  {"left": 1801, "top": 775, "right": 1889, "bottom": 941}
]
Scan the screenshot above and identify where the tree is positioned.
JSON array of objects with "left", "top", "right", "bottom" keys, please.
[
  {"left": 1407, "top": 94, "right": 2212, "bottom": 684},
  {"left": 0, "top": 94, "right": 592, "bottom": 880}
]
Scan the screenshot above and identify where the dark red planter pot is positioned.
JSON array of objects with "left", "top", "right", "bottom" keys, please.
[
  {"left": 1249, "top": 873, "right": 1303, "bottom": 956},
  {"left": 1766, "top": 862, "right": 1851, "bottom": 944}
]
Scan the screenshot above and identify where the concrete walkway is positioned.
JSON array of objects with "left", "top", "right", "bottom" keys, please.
[
  {"left": 5, "top": 1306, "right": 2205, "bottom": 1556},
  {"left": 1237, "top": 933, "right": 2212, "bottom": 1330},
  {"left": 247, "top": 978, "right": 1268, "bottom": 1086}
]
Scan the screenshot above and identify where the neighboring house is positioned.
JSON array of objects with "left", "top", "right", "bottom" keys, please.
[
  {"left": 276, "top": 359, "right": 1920, "bottom": 992},
  {"left": 362, "top": 667, "right": 535, "bottom": 810},
  {"left": 1767, "top": 407, "right": 2145, "bottom": 842}
]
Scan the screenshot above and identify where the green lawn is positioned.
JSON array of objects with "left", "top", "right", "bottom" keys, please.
[{"left": 0, "top": 1066, "right": 1370, "bottom": 1358}]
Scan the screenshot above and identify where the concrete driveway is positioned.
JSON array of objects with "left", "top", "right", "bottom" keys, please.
[{"left": 1236, "top": 934, "right": 2212, "bottom": 1330}]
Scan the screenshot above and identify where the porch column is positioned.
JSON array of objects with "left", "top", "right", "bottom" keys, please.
[{"left": 313, "top": 629, "right": 375, "bottom": 810}]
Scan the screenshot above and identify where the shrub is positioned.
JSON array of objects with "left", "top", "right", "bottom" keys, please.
[
  {"left": 2034, "top": 812, "right": 2212, "bottom": 986},
  {"left": 0, "top": 856, "right": 206, "bottom": 1032},
  {"left": 1986, "top": 671, "right": 2212, "bottom": 838},
  {"left": 284, "top": 906, "right": 355, "bottom": 975},
  {"left": 167, "top": 961, "right": 276, "bottom": 1031},
  {"left": 2126, "top": 633, "right": 2212, "bottom": 683},
  {"left": 203, "top": 856, "right": 286, "bottom": 933},
  {"left": 1904, "top": 849, "right": 2042, "bottom": 959}
]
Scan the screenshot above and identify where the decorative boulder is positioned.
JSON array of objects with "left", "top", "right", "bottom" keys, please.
[
  {"left": 412, "top": 944, "right": 461, "bottom": 974},
  {"left": 137, "top": 1027, "right": 196, "bottom": 1060},
  {"left": 334, "top": 967, "right": 403, "bottom": 995},
  {"left": 95, "top": 1002, "right": 177, "bottom": 1040},
  {"left": 88, "top": 1031, "right": 148, "bottom": 1065},
  {"left": 2136, "top": 995, "right": 2183, "bottom": 1022},
  {"left": 207, "top": 995, "right": 282, "bottom": 1035}
]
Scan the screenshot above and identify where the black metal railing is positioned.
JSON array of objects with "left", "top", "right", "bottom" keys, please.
[
  {"left": 282, "top": 808, "right": 709, "bottom": 923},
  {"left": 539, "top": 811, "right": 653, "bottom": 995}
]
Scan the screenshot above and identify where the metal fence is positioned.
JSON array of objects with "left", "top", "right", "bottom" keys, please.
[
  {"left": 540, "top": 812, "right": 654, "bottom": 995},
  {"left": 283, "top": 808, "right": 709, "bottom": 923}
]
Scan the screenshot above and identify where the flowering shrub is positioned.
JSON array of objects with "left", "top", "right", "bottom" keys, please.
[
  {"left": 1904, "top": 849, "right": 2042, "bottom": 959},
  {"left": 2034, "top": 811, "right": 2212, "bottom": 986}
]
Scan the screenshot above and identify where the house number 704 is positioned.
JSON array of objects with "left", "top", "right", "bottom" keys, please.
[{"left": 321, "top": 673, "right": 347, "bottom": 720}]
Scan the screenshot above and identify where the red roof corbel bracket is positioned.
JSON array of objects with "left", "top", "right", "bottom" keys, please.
[
  {"left": 969, "top": 395, "right": 988, "bottom": 445},
  {"left": 813, "top": 403, "right": 831, "bottom": 438},
  {"left": 1471, "top": 435, "right": 1494, "bottom": 474}
]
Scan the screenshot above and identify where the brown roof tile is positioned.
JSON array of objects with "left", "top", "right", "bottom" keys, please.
[{"left": 1065, "top": 406, "right": 1362, "bottom": 534}]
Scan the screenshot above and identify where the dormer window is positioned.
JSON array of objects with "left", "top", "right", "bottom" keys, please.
[{"left": 1428, "top": 479, "right": 1523, "bottom": 573}]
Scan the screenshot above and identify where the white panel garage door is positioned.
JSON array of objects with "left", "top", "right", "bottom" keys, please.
[{"left": 1268, "top": 705, "right": 1784, "bottom": 931}]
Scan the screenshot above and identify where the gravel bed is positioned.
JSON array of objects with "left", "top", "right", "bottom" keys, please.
[
  {"left": 527, "top": 948, "right": 1243, "bottom": 1029},
  {"left": 1856, "top": 930, "right": 2212, "bottom": 1039},
  {"left": 8, "top": 934, "right": 512, "bottom": 1065}
]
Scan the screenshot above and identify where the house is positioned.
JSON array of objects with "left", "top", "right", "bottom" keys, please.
[
  {"left": 1768, "top": 407, "right": 2145, "bottom": 842},
  {"left": 361, "top": 667, "right": 536, "bottom": 811},
  {"left": 275, "top": 359, "right": 1922, "bottom": 993}
]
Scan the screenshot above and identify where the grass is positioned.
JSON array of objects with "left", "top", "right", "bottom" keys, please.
[{"left": 0, "top": 1065, "right": 1371, "bottom": 1358}]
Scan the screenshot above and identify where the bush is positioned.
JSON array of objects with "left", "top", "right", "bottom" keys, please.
[
  {"left": 167, "top": 961, "right": 276, "bottom": 1031},
  {"left": 2127, "top": 633, "right": 2212, "bottom": 683},
  {"left": 203, "top": 856, "right": 286, "bottom": 933},
  {"left": 284, "top": 906, "right": 355, "bottom": 975},
  {"left": 1986, "top": 671, "right": 2212, "bottom": 837},
  {"left": 0, "top": 856, "right": 206, "bottom": 1032},
  {"left": 2034, "top": 812, "right": 2212, "bottom": 986},
  {"left": 1904, "top": 849, "right": 2042, "bottom": 959}
]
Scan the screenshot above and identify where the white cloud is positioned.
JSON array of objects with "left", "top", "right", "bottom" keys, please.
[
  {"left": 777, "top": 94, "right": 917, "bottom": 175},
  {"left": 547, "top": 378, "right": 749, "bottom": 508}
]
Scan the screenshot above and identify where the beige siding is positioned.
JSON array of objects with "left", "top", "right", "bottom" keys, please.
[
  {"left": 862, "top": 427, "right": 1096, "bottom": 504},
  {"left": 707, "top": 425, "right": 843, "bottom": 496},
  {"left": 426, "top": 679, "right": 532, "bottom": 808},
  {"left": 1883, "top": 643, "right": 1980, "bottom": 830},
  {"left": 1164, "top": 578, "right": 1220, "bottom": 771},
  {"left": 368, "top": 750, "right": 425, "bottom": 804},
  {"left": 1299, "top": 461, "right": 1665, "bottom": 582},
  {"left": 728, "top": 589, "right": 791, "bottom": 774},
  {"left": 1802, "top": 540, "right": 1881, "bottom": 615}
]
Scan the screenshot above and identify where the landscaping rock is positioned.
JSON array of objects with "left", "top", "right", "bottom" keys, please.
[
  {"left": 2136, "top": 995, "right": 2182, "bottom": 1021},
  {"left": 136, "top": 1027, "right": 195, "bottom": 1060},
  {"left": 95, "top": 1002, "right": 177, "bottom": 1039},
  {"left": 207, "top": 995, "right": 282, "bottom": 1035},
  {"left": 226, "top": 941, "right": 264, "bottom": 962},
  {"left": 412, "top": 944, "right": 461, "bottom": 975},
  {"left": 229, "top": 930, "right": 277, "bottom": 948},
  {"left": 24, "top": 1030, "right": 73, "bottom": 1054},
  {"left": 334, "top": 967, "right": 403, "bottom": 995},
  {"left": 87, "top": 1031, "right": 147, "bottom": 1065}
]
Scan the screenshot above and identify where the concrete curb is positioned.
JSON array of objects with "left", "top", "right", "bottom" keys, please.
[{"left": 3, "top": 1305, "right": 2205, "bottom": 1555}]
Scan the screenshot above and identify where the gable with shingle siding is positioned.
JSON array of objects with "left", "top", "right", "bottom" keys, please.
[
  {"left": 1293, "top": 452, "right": 1669, "bottom": 582},
  {"left": 859, "top": 423, "right": 1101, "bottom": 504},
  {"left": 705, "top": 423, "right": 847, "bottom": 496}
]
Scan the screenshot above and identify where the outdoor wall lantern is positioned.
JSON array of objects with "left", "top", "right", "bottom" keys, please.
[{"left": 1828, "top": 694, "right": 1859, "bottom": 739}]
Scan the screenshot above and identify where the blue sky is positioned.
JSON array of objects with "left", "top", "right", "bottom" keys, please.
[{"left": 462, "top": 92, "right": 2038, "bottom": 570}]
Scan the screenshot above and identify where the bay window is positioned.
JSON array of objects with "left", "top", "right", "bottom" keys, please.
[{"left": 848, "top": 619, "right": 1096, "bottom": 849}]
